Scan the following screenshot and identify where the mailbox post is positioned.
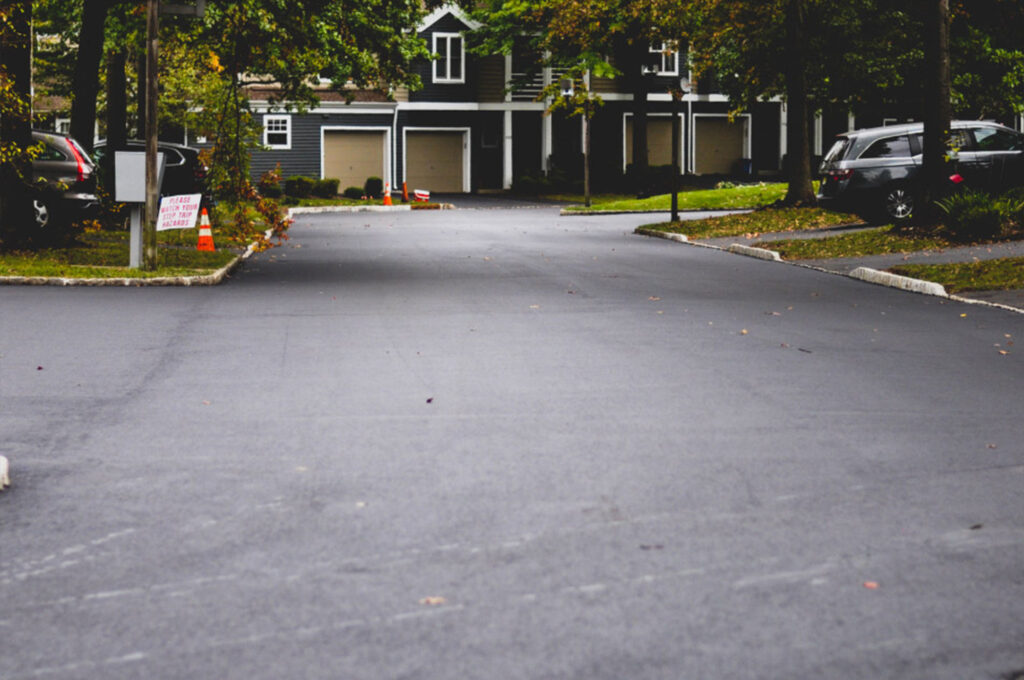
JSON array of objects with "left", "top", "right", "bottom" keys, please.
[{"left": 114, "top": 151, "right": 165, "bottom": 268}]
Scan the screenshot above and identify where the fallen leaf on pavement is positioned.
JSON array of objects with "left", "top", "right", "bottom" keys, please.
[
  {"left": 998, "top": 350, "right": 1009, "bottom": 355},
  {"left": 419, "top": 596, "right": 447, "bottom": 606},
  {"left": 970, "top": 523, "right": 983, "bottom": 530},
  {"left": 426, "top": 397, "right": 434, "bottom": 404},
  {"left": 740, "top": 329, "right": 748, "bottom": 335},
  {"left": 863, "top": 581, "right": 879, "bottom": 590},
  {"left": 648, "top": 296, "right": 661, "bottom": 301}
]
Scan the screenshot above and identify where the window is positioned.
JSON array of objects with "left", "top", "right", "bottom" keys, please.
[
  {"left": 263, "top": 115, "right": 291, "bottom": 149},
  {"left": 648, "top": 42, "right": 680, "bottom": 76},
  {"left": 433, "top": 33, "right": 464, "bottom": 84},
  {"left": 860, "top": 135, "right": 912, "bottom": 160},
  {"left": 973, "top": 127, "right": 1023, "bottom": 152},
  {"left": 55, "top": 118, "right": 71, "bottom": 135}
]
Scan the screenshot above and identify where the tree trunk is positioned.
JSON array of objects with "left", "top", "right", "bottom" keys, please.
[
  {"left": 783, "top": 0, "right": 815, "bottom": 205},
  {"left": 920, "top": 0, "right": 952, "bottom": 223},
  {"left": 104, "top": 47, "right": 129, "bottom": 178},
  {"left": 0, "top": 0, "right": 34, "bottom": 245},
  {"left": 70, "top": 0, "right": 110, "bottom": 152}
]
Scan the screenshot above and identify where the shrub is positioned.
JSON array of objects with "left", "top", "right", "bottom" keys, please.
[
  {"left": 937, "top": 189, "right": 1008, "bottom": 241},
  {"left": 343, "top": 186, "right": 364, "bottom": 200},
  {"left": 364, "top": 176, "right": 384, "bottom": 199},
  {"left": 312, "top": 178, "right": 340, "bottom": 199},
  {"left": 284, "top": 175, "right": 315, "bottom": 198},
  {"left": 257, "top": 166, "right": 283, "bottom": 198}
]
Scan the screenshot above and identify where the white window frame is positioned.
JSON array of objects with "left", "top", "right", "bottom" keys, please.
[
  {"left": 433, "top": 32, "right": 465, "bottom": 84},
  {"left": 263, "top": 114, "right": 292, "bottom": 150},
  {"left": 55, "top": 117, "right": 71, "bottom": 134},
  {"left": 649, "top": 42, "right": 680, "bottom": 76}
]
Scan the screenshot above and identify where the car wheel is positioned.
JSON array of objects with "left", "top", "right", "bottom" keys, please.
[
  {"left": 32, "top": 199, "right": 50, "bottom": 228},
  {"left": 883, "top": 185, "right": 914, "bottom": 222}
]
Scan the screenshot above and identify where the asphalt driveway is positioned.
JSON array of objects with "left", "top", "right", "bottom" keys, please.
[{"left": 1, "top": 206, "right": 1022, "bottom": 680}]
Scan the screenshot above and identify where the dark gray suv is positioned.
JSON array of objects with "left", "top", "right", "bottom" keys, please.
[
  {"left": 31, "top": 130, "right": 100, "bottom": 229},
  {"left": 817, "top": 120, "right": 1024, "bottom": 222}
]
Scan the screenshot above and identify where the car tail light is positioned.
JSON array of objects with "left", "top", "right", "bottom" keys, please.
[
  {"left": 66, "top": 140, "right": 88, "bottom": 183},
  {"left": 827, "top": 169, "right": 854, "bottom": 181}
]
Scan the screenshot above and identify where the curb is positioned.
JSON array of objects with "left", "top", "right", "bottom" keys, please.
[
  {"left": 289, "top": 205, "right": 411, "bottom": 214},
  {"left": 847, "top": 267, "right": 948, "bottom": 297},
  {"left": 562, "top": 208, "right": 748, "bottom": 217},
  {"left": 638, "top": 228, "right": 1024, "bottom": 315}
]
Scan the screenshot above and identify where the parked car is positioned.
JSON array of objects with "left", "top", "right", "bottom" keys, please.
[
  {"left": 30, "top": 129, "right": 100, "bottom": 229},
  {"left": 92, "top": 140, "right": 212, "bottom": 206},
  {"left": 817, "top": 120, "right": 1024, "bottom": 222}
]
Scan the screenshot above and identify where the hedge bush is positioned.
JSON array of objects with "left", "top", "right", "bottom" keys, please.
[
  {"left": 312, "top": 178, "right": 340, "bottom": 199},
  {"left": 364, "top": 176, "right": 384, "bottom": 199},
  {"left": 343, "top": 186, "right": 364, "bottom": 199},
  {"left": 284, "top": 175, "right": 315, "bottom": 198}
]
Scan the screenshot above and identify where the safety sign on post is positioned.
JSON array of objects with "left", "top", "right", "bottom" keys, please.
[{"left": 156, "top": 194, "right": 202, "bottom": 231}]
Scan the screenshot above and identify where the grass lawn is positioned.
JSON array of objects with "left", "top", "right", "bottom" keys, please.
[
  {"left": 0, "top": 228, "right": 239, "bottom": 278},
  {"left": 560, "top": 183, "right": 788, "bottom": 212},
  {"left": 758, "top": 227, "right": 955, "bottom": 260},
  {"left": 888, "top": 258, "right": 1024, "bottom": 293},
  {"left": 639, "top": 206, "right": 862, "bottom": 240}
]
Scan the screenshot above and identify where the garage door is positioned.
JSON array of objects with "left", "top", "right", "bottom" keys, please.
[
  {"left": 323, "top": 130, "right": 387, "bottom": 190},
  {"left": 695, "top": 118, "right": 744, "bottom": 175},
  {"left": 405, "top": 131, "right": 466, "bottom": 193},
  {"left": 625, "top": 117, "right": 676, "bottom": 167}
]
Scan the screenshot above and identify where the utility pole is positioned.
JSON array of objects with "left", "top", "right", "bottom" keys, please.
[{"left": 143, "top": 0, "right": 159, "bottom": 270}]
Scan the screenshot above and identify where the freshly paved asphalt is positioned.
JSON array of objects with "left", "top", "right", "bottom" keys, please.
[{"left": 1, "top": 205, "right": 1023, "bottom": 680}]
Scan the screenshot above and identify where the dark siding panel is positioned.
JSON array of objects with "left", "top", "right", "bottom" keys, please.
[
  {"left": 412, "top": 14, "right": 478, "bottom": 103},
  {"left": 398, "top": 111, "right": 503, "bottom": 192},
  {"left": 753, "top": 102, "right": 782, "bottom": 173},
  {"left": 250, "top": 112, "right": 394, "bottom": 182},
  {"left": 512, "top": 112, "right": 542, "bottom": 180}
]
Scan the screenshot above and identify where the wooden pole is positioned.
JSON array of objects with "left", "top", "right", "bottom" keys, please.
[{"left": 143, "top": 0, "right": 159, "bottom": 270}]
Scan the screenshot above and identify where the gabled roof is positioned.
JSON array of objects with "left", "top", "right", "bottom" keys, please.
[{"left": 419, "top": 3, "right": 481, "bottom": 32}]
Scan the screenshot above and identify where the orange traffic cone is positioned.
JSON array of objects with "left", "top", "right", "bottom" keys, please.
[
  {"left": 383, "top": 182, "right": 393, "bottom": 206},
  {"left": 197, "top": 207, "right": 215, "bottom": 251}
]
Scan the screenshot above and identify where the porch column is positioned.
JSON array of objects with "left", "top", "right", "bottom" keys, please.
[{"left": 503, "top": 110, "right": 513, "bottom": 189}]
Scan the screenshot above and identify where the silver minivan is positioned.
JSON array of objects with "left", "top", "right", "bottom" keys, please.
[{"left": 817, "top": 120, "right": 1024, "bottom": 222}]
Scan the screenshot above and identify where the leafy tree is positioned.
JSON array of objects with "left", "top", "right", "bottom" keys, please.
[{"left": 0, "top": 0, "right": 34, "bottom": 247}]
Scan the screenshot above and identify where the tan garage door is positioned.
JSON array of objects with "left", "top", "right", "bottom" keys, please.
[
  {"left": 323, "top": 130, "right": 387, "bottom": 190},
  {"left": 695, "top": 118, "right": 744, "bottom": 175},
  {"left": 625, "top": 117, "right": 676, "bottom": 167},
  {"left": 406, "top": 131, "right": 465, "bottom": 193}
]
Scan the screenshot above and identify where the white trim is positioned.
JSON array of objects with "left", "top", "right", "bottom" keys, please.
[
  {"left": 621, "top": 112, "right": 686, "bottom": 173},
  {"left": 263, "top": 114, "right": 292, "bottom": 149},
  {"left": 690, "top": 112, "right": 752, "bottom": 175},
  {"left": 848, "top": 113, "right": 857, "bottom": 132},
  {"left": 504, "top": 54, "right": 513, "bottom": 103},
  {"left": 599, "top": 92, "right": 732, "bottom": 103},
  {"left": 432, "top": 32, "right": 466, "bottom": 85},
  {"left": 402, "top": 126, "right": 472, "bottom": 193},
  {"left": 503, "top": 110, "right": 513, "bottom": 189},
  {"left": 320, "top": 125, "right": 392, "bottom": 186},
  {"left": 419, "top": 4, "right": 481, "bottom": 31},
  {"left": 814, "top": 114, "right": 823, "bottom": 156},
  {"left": 55, "top": 117, "right": 70, "bottom": 134},
  {"left": 779, "top": 103, "right": 788, "bottom": 170}
]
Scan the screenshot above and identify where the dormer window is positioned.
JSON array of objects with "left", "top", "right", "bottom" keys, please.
[
  {"left": 433, "top": 33, "right": 465, "bottom": 84},
  {"left": 649, "top": 42, "right": 680, "bottom": 76}
]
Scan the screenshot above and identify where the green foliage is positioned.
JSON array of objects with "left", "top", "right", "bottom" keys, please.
[
  {"left": 343, "top": 186, "right": 364, "bottom": 199},
  {"left": 889, "top": 257, "right": 1024, "bottom": 293},
  {"left": 363, "top": 177, "right": 384, "bottom": 199},
  {"left": 936, "top": 189, "right": 1021, "bottom": 242},
  {"left": 763, "top": 226, "right": 950, "bottom": 260},
  {"left": 312, "top": 178, "right": 340, "bottom": 199},
  {"left": 284, "top": 176, "right": 315, "bottom": 198},
  {"left": 640, "top": 206, "right": 861, "bottom": 240}
]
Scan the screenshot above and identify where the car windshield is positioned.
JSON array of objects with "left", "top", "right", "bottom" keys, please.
[{"left": 823, "top": 138, "right": 850, "bottom": 164}]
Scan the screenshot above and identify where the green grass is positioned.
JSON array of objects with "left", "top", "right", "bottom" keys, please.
[
  {"left": 0, "top": 229, "right": 238, "bottom": 278},
  {"left": 889, "top": 258, "right": 1024, "bottom": 293},
  {"left": 640, "top": 206, "right": 862, "bottom": 240},
  {"left": 760, "top": 227, "right": 954, "bottom": 260},
  {"left": 562, "top": 183, "right": 788, "bottom": 212}
]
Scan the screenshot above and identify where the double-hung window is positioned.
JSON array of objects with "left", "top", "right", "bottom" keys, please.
[
  {"left": 649, "top": 42, "right": 680, "bottom": 76},
  {"left": 263, "top": 114, "right": 291, "bottom": 149},
  {"left": 433, "top": 33, "right": 465, "bottom": 84}
]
